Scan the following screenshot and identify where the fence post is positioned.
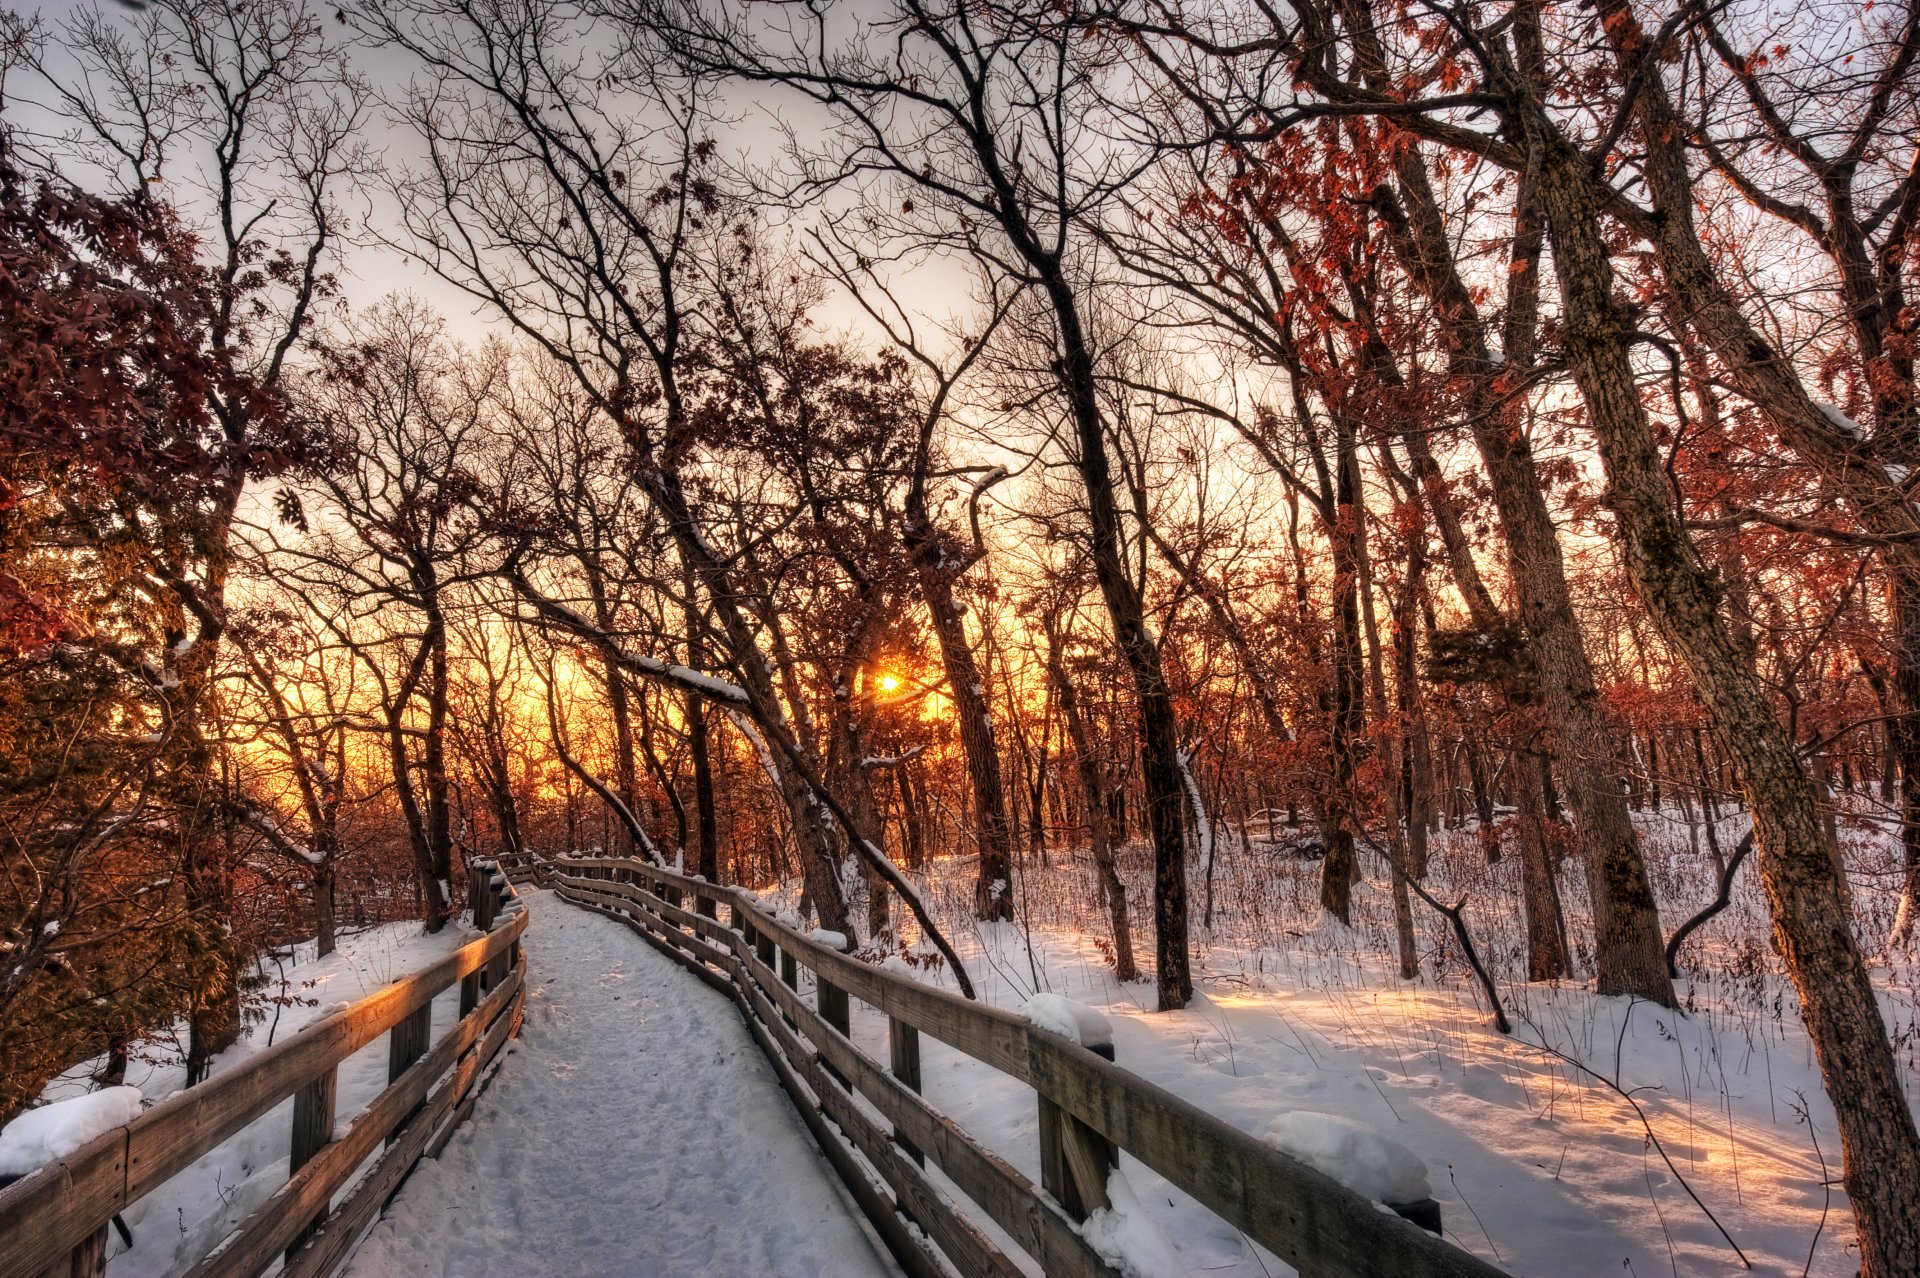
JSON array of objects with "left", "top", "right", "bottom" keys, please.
[
  {"left": 385, "top": 1003, "right": 432, "bottom": 1147},
  {"left": 484, "top": 871, "right": 510, "bottom": 989},
  {"left": 888, "top": 1018, "right": 924, "bottom": 1167},
  {"left": 288, "top": 1065, "right": 337, "bottom": 1257},
  {"left": 56, "top": 1225, "right": 108, "bottom": 1278},
  {"left": 461, "top": 864, "right": 490, "bottom": 1015},
  {"left": 1037, "top": 1040, "right": 1118, "bottom": 1220},
  {"left": 817, "top": 975, "right": 850, "bottom": 1088}
]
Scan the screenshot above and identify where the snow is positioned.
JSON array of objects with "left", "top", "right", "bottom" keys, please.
[
  {"left": 810, "top": 927, "right": 850, "bottom": 951},
  {"left": 1813, "top": 400, "right": 1865, "bottom": 439},
  {"left": 1265, "top": 1110, "right": 1432, "bottom": 1205},
  {"left": 969, "top": 464, "right": 1010, "bottom": 497},
  {"left": 339, "top": 897, "right": 893, "bottom": 1278},
  {"left": 726, "top": 709, "right": 784, "bottom": 791},
  {"left": 1022, "top": 992, "right": 1113, "bottom": 1048},
  {"left": 741, "top": 804, "right": 1911, "bottom": 1278},
  {"left": 528, "top": 594, "right": 751, "bottom": 705},
  {"left": 33, "top": 918, "right": 471, "bottom": 1273},
  {"left": 1078, "top": 1168, "right": 1185, "bottom": 1278},
  {"left": 1177, "top": 749, "right": 1213, "bottom": 886},
  {"left": 0, "top": 1086, "right": 143, "bottom": 1176}
]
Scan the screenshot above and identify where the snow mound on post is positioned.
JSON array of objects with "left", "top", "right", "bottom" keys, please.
[
  {"left": 1022, "top": 992, "right": 1113, "bottom": 1049},
  {"left": 1264, "top": 1111, "right": 1431, "bottom": 1205},
  {"left": 1079, "top": 1168, "right": 1184, "bottom": 1277},
  {"left": 0, "top": 1086, "right": 142, "bottom": 1176},
  {"left": 809, "top": 928, "right": 850, "bottom": 952}
]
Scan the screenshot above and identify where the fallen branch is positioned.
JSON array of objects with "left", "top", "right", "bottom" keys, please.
[
  {"left": 1358, "top": 829, "right": 1510, "bottom": 1033},
  {"left": 1664, "top": 828, "right": 1754, "bottom": 978},
  {"left": 1520, "top": 1035, "right": 1751, "bottom": 1269}
]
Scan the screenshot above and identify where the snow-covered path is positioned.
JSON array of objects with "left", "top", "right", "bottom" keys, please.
[{"left": 341, "top": 895, "right": 897, "bottom": 1278}]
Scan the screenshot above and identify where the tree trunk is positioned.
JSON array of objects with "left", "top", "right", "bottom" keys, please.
[
  {"left": 1048, "top": 622, "right": 1138, "bottom": 982},
  {"left": 1381, "top": 145, "right": 1674, "bottom": 1005},
  {"left": 1533, "top": 117, "right": 1920, "bottom": 1275},
  {"left": 1320, "top": 436, "right": 1367, "bottom": 925},
  {"left": 1886, "top": 583, "right": 1920, "bottom": 949},
  {"left": 906, "top": 546, "right": 1016, "bottom": 922},
  {"left": 421, "top": 606, "right": 455, "bottom": 932},
  {"left": 312, "top": 853, "right": 338, "bottom": 960},
  {"left": 1515, "top": 744, "right": 1570, "bottom": 980},
  {"left": 895, "top": 764, "right": 927, "bottom": 872}
]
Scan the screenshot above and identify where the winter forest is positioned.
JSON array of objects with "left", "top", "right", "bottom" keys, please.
[{"left": 2, "top": 0, "right": 1919, "bottom": 1273}]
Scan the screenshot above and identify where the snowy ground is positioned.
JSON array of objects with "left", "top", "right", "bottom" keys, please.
[
  {"left": 744, "top": 801, "right": 1919, "bottom": 1278},
  {"left": 340, "top": 897, "right": 897, "bottom": 1278},
  {"left": 28, "top": 920, "right": 472, "bottom": 1276},
  {"left": 14, "top": 794, "right": 1912, "bottom": 1278}
]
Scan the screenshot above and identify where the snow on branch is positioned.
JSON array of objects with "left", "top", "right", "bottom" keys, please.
[{"left": 511, "top": 575, "right": 750, "bottom": 707}]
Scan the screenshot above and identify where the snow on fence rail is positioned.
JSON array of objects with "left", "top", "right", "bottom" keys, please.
[
  {"left": 492, "top": 849, "right": 541, "bottom": 886},
  {"left": 548, "top": 856, "right": 1506, "bottom": 1278},
  {"left": 0, "top": 866, "right": 528, "bottom": 1278}
]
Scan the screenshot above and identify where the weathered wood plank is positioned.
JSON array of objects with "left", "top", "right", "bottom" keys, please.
[
  {"left": 37, "top": 1224, "right": 107, "bottom": 1278},
  {"left": 553, "top": 883, "right": 736, "bottom": 997},
  {"left": 123, "top": 911, "right": 526, "bottom": 1203},
  {"left": 557, "top": 858, "right": 1504, "bottom": 1278},
  {"left": 1039, "top": 1092, "right": 1115, "bottom": 1219},
  {"left": 0, "top": 911, "right": 524, "bottom": 1278},
  {"left": 389, "top": 1004, "right": 432, "bottom": 1083},
  {"left": 723, "top": 891, "right": 1033, "bottom": 1080},
  {"left": 286, "top": 1065, "right": 336, "bottom": 1258},
  {"left": 551, "top": 876, "right": 735, "bottom": 967},
  {"left": 727, "top": 974, "right": 947, "bottom": 1278},
  {"left": 888, "top": 1018, "right": 924, "bottom": 1167},
  {"left": 551, "top": 872, "right": 738, "bottom": 954},
  {"left": 184, "top": 968, "right": 524, "bottom": 1278},
  {"left": 798, "top": 1028, "right": 1023, "bottom": 1278},
  {"left": 0, "top": 1131, "right": 127, "bottom": 1278},
  {"left": 281, "top": 979, "right": 527, "bottom": 1278},
  {"left": 1025, "top": 1034, "right": 1506, "bottom": 1278},
  {"left": 727, "top": 934, "right": 1114, "bottom": 1278}
]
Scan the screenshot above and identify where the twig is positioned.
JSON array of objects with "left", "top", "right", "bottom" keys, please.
[
  {"left": 1786, "top": 1090, "right": 1829, "bottom": 1278},
  {"left": 1447, "top": 1165, "right": 1501, "bottom": 1262},
  {"left": 1664, "top": 829, "right": 1755, "bottom": 977},
  {"left": 1358, "top": 829, "right": 1510, "bottom": 1032},
  {"left": 1521, "top": 1037, "right": 1751, "bottom": 1268}
]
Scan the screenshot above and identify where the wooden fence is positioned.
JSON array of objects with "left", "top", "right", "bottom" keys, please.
[
  {"left": 548, "top": 855, "right": 1506, "bottom": 1278},
  {"left": 492, "top": 849, "right": 541, "bottom": 887},
  {"left": 0, "top": 865, "right": 528, "bottom": 1278}
]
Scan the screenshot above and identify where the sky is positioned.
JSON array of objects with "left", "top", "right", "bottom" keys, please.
[{"left": 5, "top": 0, "right": 950, "bottom": 349}]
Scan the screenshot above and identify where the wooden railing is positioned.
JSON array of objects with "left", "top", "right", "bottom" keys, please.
[
  {"left": 0, "top": 866, "right": 528, "bottom": 1278},
  {"left": 492, "top": 849, "right": 541, "bottom": 886},
  {"left": 549, "top": 856, "right": 1505, "bottom": 1278}
]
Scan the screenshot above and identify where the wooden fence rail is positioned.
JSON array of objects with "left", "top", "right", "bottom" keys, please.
[
  {"left": 547, "top": 856, "right": 1505, "bottom": 1278},
  {"left": 0, "top": 865, "right": 528, "bottom": 1278}
]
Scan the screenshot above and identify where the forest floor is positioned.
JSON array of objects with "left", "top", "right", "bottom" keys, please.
[
  {"left": 28, "top": 795, "right": 1917, "bottom": 1276},
  {"left": 785, "top": 798, "right": 1920, "bottom": 1278},
  {"left": 40, "top": 918, "right": 472, "bottom": 1275}
]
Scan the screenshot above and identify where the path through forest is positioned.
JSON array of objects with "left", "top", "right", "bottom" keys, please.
[{"left": 339, "top": 895, "right": 898, "bottom": 1277}]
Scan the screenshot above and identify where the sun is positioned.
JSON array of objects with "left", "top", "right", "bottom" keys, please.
[{"left": 876, "top": 673, "right": 901, "bottom": 693}]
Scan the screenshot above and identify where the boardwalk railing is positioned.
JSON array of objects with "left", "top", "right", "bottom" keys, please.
[
  {"left": 549, "top": 856, "right": 1505, "bottom": 1278},
  {"left": 0, "top": 866, "right": 528, "bottom": 1278}
]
